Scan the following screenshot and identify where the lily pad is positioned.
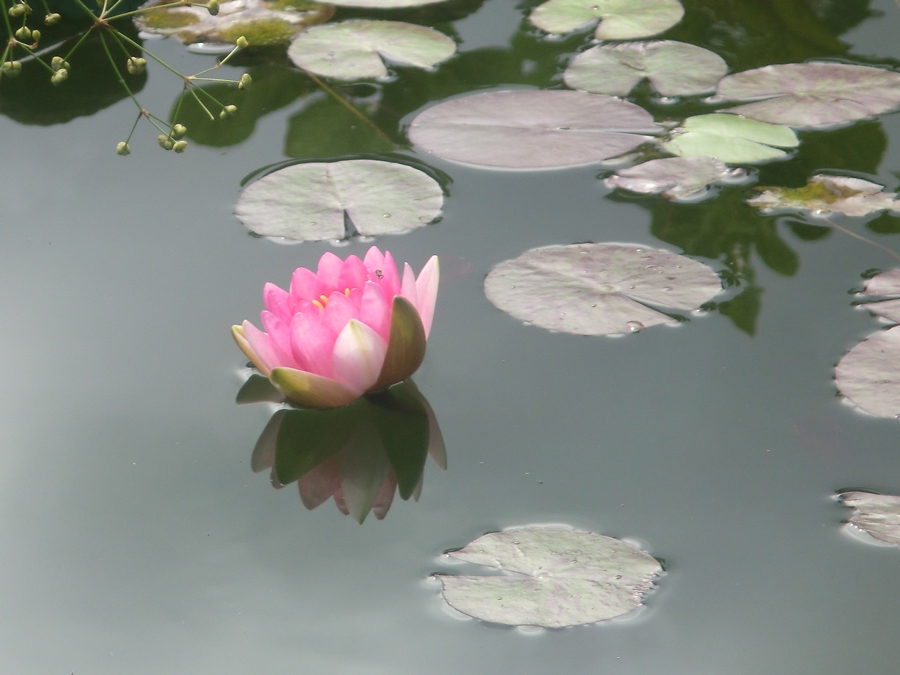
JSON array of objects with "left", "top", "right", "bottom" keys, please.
[
  {"left": 835, "top": 325, "right": 900, "bottom": 418},
  {"left": 747, "top": 175, "right": 900, "bottom": 217},
  {"left": 606, "top": 157, "right": 746, "bottom": 199},
  {"left": 851, "top": 269, "right": 900, "bottom": 325},
  {"left": 235, "top": 160, "right": 442, "bottom": 241},
  {"left": 408, "top": 90, "right": 659, "bottom": 170},
  {"left": 288, "top": 20, "right": 456, "bottom": 80},
  {"left": 438, "top": 527, "right": 662, "bottom": 628},
  {"left": 564, "top": 41, "right": 726, "bottom": 97},
  {"left": 135, "top": 0, "right": 334, "bottom": 46},
  {"left": 663, "top": 114, "right": 799, "bottom": 164},
  {"left": 530, "top": 0, "right": 684, "bottom": 40},
  {"left": 716, "top": 63, "right": 900, "bottom": 127},
  {"left": 327, "top": 0, "right": 446, "bottom": 6},
  {"left": 838, "top": 491, "right": 900, "bottom": 546},
  {"left": 484, "top": 242, "right": 721, "bottom": 335}
]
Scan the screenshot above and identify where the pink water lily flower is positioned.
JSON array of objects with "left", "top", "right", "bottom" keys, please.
[{"left": 233, "top": 247, "right": 439, "bottom": 408}]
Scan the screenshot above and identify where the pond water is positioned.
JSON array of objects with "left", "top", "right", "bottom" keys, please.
[{"left": 3, "top": 0, "right": 900, "bottom": 673}]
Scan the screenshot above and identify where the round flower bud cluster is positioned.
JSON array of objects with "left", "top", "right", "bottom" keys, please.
[
  {"left": 126, "top": 57, "right": 147, "bottom": 75},
  {"left": 2, "top": 61, "right": 22, "bottom": 78}
]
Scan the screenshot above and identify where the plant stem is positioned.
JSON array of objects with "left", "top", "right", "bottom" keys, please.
[
  {"left": 822, "top": 216, "right": 900, "bottom": 263},
  {"left": 304, "top": 70, "right": 394, "bottom": 146}
]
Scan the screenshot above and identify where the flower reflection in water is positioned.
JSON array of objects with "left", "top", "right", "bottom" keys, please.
[{"left": 245, "top": 378, "right": 445, "bottom": 523}]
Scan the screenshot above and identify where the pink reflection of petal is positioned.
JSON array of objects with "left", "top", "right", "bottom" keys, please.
[
  {"left": 338, "top": 255, "right": 368, "bottom": 291},
  {"left": 290, "top": 267, "right": 323, "bottom": 301},
  {"left": 290, "top": 312, "right": 336, "bottom": 378},
  {"left": 333, "top": 488, "right": 350, "bottom": 516},
  {"left": 414, "top": 256, "right": 440, "bottom": 338},
  {"left": 298, "top": 457, "right": 341, "bottom": 510},
  {"left": 317, "top": 252, "right": 344, "bottom": 291},
  {"left": 372, "top": 470, "right": 398, "bottom": 520},
  {"left": 332, "top": 320, "right": 387, "bottom": 391},
  {"left": 359, "top": 281, "right": 391, "bottom": 342}
]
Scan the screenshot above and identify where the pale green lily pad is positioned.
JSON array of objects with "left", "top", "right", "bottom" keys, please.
[
  {"left": 438, "top": 527, "right": 662, "bottom": 628},
  {"left": 288, "top": 20, "right": 456, "bottom": 80},
  {"left": 484, "top": 243, "right": 721, "bottom": 336},
  {"left": 838, "top": 491, "right": 900, "bottom": 546},
  {"left": 748, "top": 175, "right": 900, "bottom": 217},
  {"left": 530, "top": 0, "right": 683, "bottom": 40},
  {"left": 663, "top": 113, "right": 799, "bottom": 164},
  {"left": 408, "top": 90, "right": 659, "bottom": 170},
  {"left": 136, "top": 0, "right": 334, "bottom": 46},
  {"left": 835, "top": 325, "right": 900, "bottom": 418},
  {"left": 606, "top": 157, "right": 746, "bottom": 199},
  {"left": 717, "top": 63, "right": 900, "bottom": 128},
  {"left": 235, "top": 160, "right": 442, "bottom": 241},
  {"left": 564, "top": 41, "right": 726, "bottom": 97}
]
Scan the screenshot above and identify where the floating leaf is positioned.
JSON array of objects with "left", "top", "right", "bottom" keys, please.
[
  {"left": 606, "top": 157, "right": 746, "bottom": 199},
  {"left": 838, "top": 491, "right": 900, "bottom": 546},
  {"left": 855, "top": 269, "right": 900, "bottom": 324},
  {"left": 136, "top": 0, "right": 334, "bottom": 46},
  {"left": 563, "top": 41, "right": 726, "bottom": 97},
  {"left": 327, "top": 0, "right": 446, "bottom": 6},
  {"left": 663, "top": 114, "right": 799, "bottom": 164},
  {"left": 530, "top": 0, "right": 683, "bottom": 40},
  {"left": 835, "top": 325, "right": 900, "bottom": 418},
  {"left": 288, "top": 20, "right": 456, "bottom": 79},
  {"left": 438, "top": 527, "right": 662, "bottom": 628},
  {"left": 747, "top": 175, "right": 900, "bottom": 217},
  {"left": 484, "top": 243, "right": 721, "bottom": 336},
  {"left": 716, "top": 63, "right": 900, "bottom": 127},
  {"left": 235, "top": 160, "right": 442, "bottom": 241},
  {"left": 408, "top": 90, "right": 659, "bottom": 170}
]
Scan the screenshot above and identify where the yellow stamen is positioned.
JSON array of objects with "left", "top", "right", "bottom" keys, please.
[
  {"left": 344, "top": 288, "right": 351, "bottom": 297},
  {"left": 312, "top": 299, "right": 324, "bottom": 310},
  {"left": 319, "top": 294, "right": 329, "bottom": 305}
]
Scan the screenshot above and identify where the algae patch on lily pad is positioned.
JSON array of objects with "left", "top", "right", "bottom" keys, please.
[
  {"left": 530, "top": 0, "right": 683, "bottom": 40},
  {"left": 235, "top": 160, "right": 442, "bottom": 241},
  {"left": 484, "top": 242, "right": 721, "bottom": 335},
  {"left": 437, "top": 527, "right": 662, "bottom": 628}
]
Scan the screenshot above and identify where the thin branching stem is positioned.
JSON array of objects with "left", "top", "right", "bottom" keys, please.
[
  {"left": 821, "top": 216, "right": 900, "bottom": 263},
  {"left": 189, "top": 86, "right": 216, "bottom": 120},
  {"left": 64, "top": 28, "right": 95, "bottom": 62}
]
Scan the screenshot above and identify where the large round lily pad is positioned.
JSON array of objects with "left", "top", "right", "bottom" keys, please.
[
  {"left": 235, "top": 160, "right": 443, "bottom": 241},
  {"left": 408, "top": 90, "right": 659, "bottom": 170},
  {"left": 564, "top": 41, "right": 726, "bottom": 97},
  {"left": 288, "top": 20, "right": 456, "bottom": 79},
  {"left": 606, "top": 157, "right": 745, "bottom": 199},
  {"left": 438, "top": 527, "right": 662, "bottom": 628},
  {"left": 838, "top": 491, "right": 900, "bottom": 546},
  {"left": 484, "top": 242, "right": 722, "bottom": 335},
  {"left": 717, "top": 63, "right": 900, "bottom": 128},
  {"left": 530, "top": 0, "right": 684, "bottom": 40},
  {"left": 663, "top": 114, "right": 799, "bottom": 164},
  {"left": 835, "top": 325, "right": 900, "bottom": 418}
]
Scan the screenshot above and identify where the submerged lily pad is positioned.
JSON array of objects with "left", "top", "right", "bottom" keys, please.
[
  {"left": 136, "top": 0, "right": 334, "bottom": 46},
  {"left": 484, "top": 242, "right": 721, "bottom": 335},
  {"left": 438, "top": 527, "right": 662, "bottom": 628},
  {"left": 607, "top": 157, "right": 746, "bottom": 199},
  {"left": 288, "top": 20, "right": 456, "bottom": 79},
  {"left": 564, "top": 41, "right": 726, "bottom": 97},
  {"left": 838, "top": 491, "right": 900, "bottom": 546},
  {"left": 530, "top": 0, "right": 683, "bottom": 40},
  {"left": 747, "top": 175, "right": 900, "bottom": 217},
  {"left": 835, "top": 325, "right": 900, "bottom": 418},
  {"left": 235, "top": 160, "right": 442, "bottom": 241},
  {"left": 717, "top": 63, "right": 900, "bottom": 127},
  {"left": 663, "top": 114, "right": 799, "bottom": 164},
  {"left": 408, "top": 90, "right": 659, "bottom": 170}
]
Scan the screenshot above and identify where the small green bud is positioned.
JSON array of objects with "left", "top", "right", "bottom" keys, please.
[
  {"left": 238, "top": 73, "right": 252, "bottom": 90},
  {"left": 8, "top": 3, "right": 26, "bottom": 17},
  {"left": 44, "top": 12, "right": 60, "bottom": 25},
  {"left": 172, "top": 123, "right": 187, "bottom": 139},
  {"left": 50, "top": 68, "right": 68, "bottom": 85},
  {"left": 51, "top": 56, "right": 70, "bottom": 72},
  {"left": 236, "top": 36, "right": 249, "bottom": 49},
  {"left": 2, "top": 60, "right": 23, "bottom": 78},
  {"left": 173, "top": 140, "right": 188, "bottom": 153},
  {"left": 207, "top": 0, "right": 219, "bottom": 14},
  {"left": 126, "top": 57, "right": 146, "bottom": 75},
  {"left": 157, "top": 134, "right": 168, "bottom": 148},
  {"left": 116, "top": 142, "right": 131, "bottom": 156},
  {"left": 224, "top": 104, "right": 237, "bottom": 117},
  {"left": 14, "top": 26, "right": 31, "bottom": 41},
  {"left": 30, "top": 29, "right": 40, "bottom": 43}
]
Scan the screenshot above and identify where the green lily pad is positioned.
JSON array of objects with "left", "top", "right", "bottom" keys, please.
[
  {"left": 606, "top": 157, "right": 746, "bottom": 199},
  {"left": 438, "top": 527, "right": 662, "bottom": 628},
  {"left": 564, "top": 41, "right": 726, "bottom": 97},
  {"left": 530, "top": 0, "right": 683, "bottom": 40},
  {"left": 838, "top": 491, "right": 900, "bottom": 547},
  {"left": 484, "top": 242, "right": 721, "bottom": 336},
  {"left": 235, "top": 159, "right": 443, "bottom": 241},
  {"left": 835, "top": 325, "right": 900, "bottom": 418},
  {"left": 135, "top": 0, "right": 334, "bottom": 46},
  {"left": 747, "top": 175, "right": 899, "bottom": 217},
  {"left": 716, "top": 63, "right": 900, "bottom": 127},
  {"left": 288, "top": 20, "right": 456, "bottom": 79},
  {"left": 663, "top": 113, "right": 799, "bottom": 164},
  {"left": 408, "top": 90, "right": 659, "bottom": 170}
]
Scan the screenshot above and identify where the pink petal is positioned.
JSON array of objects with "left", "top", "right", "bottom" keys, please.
[
  {"left": 322, "top": 292, "right": 360, "bottom": 335},
  {"left": 290, "top": 267, "right": 323, "bottom": 301},
  {"left": 338, "top": 255, "right": 368, "bottom": 291},
  {"left": 263, "top": 282, "right": 293, "bottom": 321},
  {"left": 290, "top": 312, "right": 337, "bottom": 378},
  {"left": 359, "top": 281, "right": 392, "bottom": 342},
  {"left": 363, "top": 246, "right": 385, "bottom": 274},
  {"left": 332, "top": 319, "right": 388, "bottom": 392},
  {"left": 401, "top": 262, "right": 418, "bottom": 308},
  {"left": 242, "top": 321, "right": 283, "bottom": 372},
  {"left": 372, "top": 470, "right": 398, "bottom": 520},
  {"left": 317, "top": 252, "right": 344, "bottom": 291},
  {"left": 260, "top": 311, "right": 300, "bottom": 367},
  {"left": 379, "top": 251, "right": 401, "bottom": 297},
  {"left": 414, "top": 256, "right": 439, "bottom": 338}
]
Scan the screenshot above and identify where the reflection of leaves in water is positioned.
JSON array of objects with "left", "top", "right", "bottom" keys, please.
[
  {"left": 285, "top": 94, "right": 396, "bottom": 157},
  {"left": 0, "top": 22, "right": 146, "bottom": 125}
]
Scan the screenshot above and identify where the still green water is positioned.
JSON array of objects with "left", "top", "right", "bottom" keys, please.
[{"left": 2, "top": 0, "right": 900, "bottom": 672}]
